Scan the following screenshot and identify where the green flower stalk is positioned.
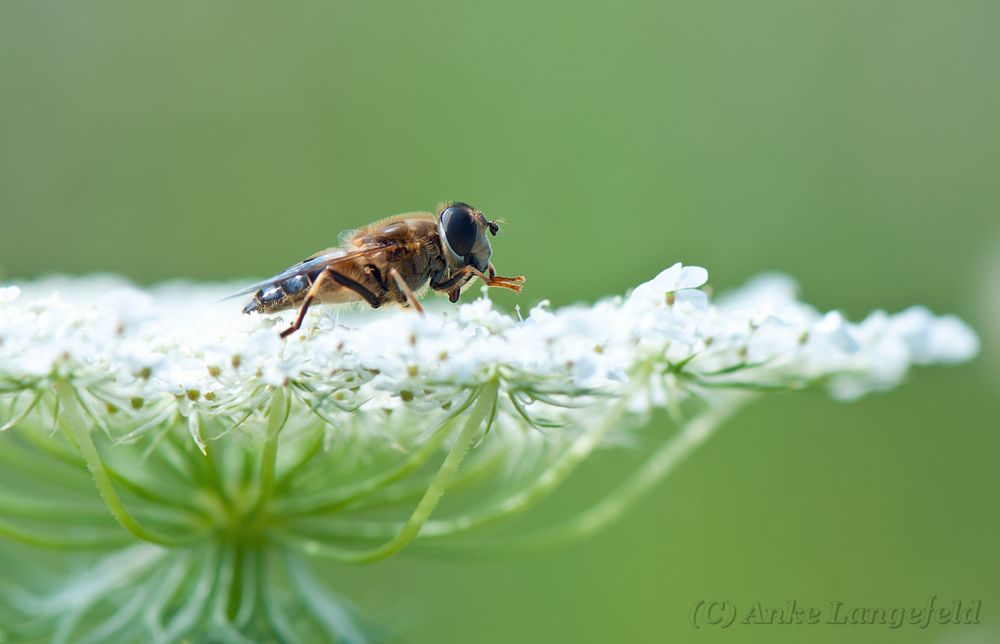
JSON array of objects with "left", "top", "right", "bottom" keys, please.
[{"left": 0, "top": 265, "right": 978, "bottom": 641}]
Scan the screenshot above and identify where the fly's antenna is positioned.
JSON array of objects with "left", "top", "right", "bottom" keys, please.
[{"left": 487, "top": 220, "right": 500, "bottom": 236}]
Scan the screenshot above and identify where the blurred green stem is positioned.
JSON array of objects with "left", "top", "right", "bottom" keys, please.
[
  {"left": 248, "top": 387, "right": 289, "bottom": 521},
  {"left": 510, "top": 396, "right": 746, "bottom": 546},
  {"left": 425, "top": 394, "right": 749, "bottom": 553},
  {"left": 275, "top": 367, "right": 653, "bottom": 544},
  {"left": 275, "top": 390, "right": 478, "bottom": 517},
  {"left": 56, "top": 381, "right": 198, "bottom": 547},
  {"left": 0, "top": 519, "right": 133, "bottom": 549},
  {"left": 406, "top": 366, "right": 653, "bottom": 538},
  {"left": 277, "top": 379, "right": 500, "bottom": 563}
]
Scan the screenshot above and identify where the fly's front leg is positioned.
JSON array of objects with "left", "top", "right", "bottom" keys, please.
[
  {"left": 431, "top": 266, "right": 526, "bottom": 300},
  {"left": 389, "top": 267, "right": 424, "bottom": 315},
  {"left": 430, "top": 267, "right": 473, "bottom": 302},
  {"left": 468, "top": 267, "right": 525, "bottom": 292},
  {"left": 486, "top": 261, "right": 526, "bottom": 291}
]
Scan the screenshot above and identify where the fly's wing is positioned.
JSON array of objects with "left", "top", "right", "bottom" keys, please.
[{"left": 221, "top": 245, "right": 388, "bottom": 301}]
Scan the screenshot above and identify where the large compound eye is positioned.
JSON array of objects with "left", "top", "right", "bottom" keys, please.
[{"left": 441, "top": 204, "right": 478, "bottom": 258}]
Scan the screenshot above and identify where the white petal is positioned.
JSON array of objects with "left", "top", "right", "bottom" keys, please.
[{"left": 675, "top": 266, "right": 709, "bottom": 290}]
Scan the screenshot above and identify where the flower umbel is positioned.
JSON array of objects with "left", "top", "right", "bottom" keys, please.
[{"left": 0, "top": 264, "right": 978, "bottom": 641}]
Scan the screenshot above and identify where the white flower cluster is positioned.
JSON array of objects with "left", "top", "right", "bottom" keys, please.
[
  {"left": 0, "top": 264, "right": 980, "bottom": 644},
  {"left": 0, "top": 264, "right": 979, "bottom": 445}
]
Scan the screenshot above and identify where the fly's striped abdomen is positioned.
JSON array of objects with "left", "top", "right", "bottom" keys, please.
[{"left": 243, "top": 272, "right": 315, "bottom": 314}]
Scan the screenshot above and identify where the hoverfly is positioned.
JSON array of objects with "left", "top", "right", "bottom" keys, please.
[{"left": 226, "top": 202, "right": 525, "bottom": 338}]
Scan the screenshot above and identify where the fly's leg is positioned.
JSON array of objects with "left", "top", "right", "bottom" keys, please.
[
  {"left": 329, "top": 271, "right": 382, "bottom": 308},
  {"left": 432, "top": 266, "right": 525, "bottom": 294},
  {"left": 389, "top": 267, "right": 424, "bottom": 314},
  {"left": 471, "top": 268, "right": 524, "bottom": 291},
  {"left": 363, "top": 264, "right": 390, "bottom": 295},
  {"left": 281, "top": 270, "right": 329, "bottom": 338},
  {"left": 485, "top": 262, "right": 526, "bottom": 291},
  {"left": 430, "top": 265, "right": 525, "bottom": 303},
  {"left": 280, "top": 267, "right": 383, "bottom": 338}
]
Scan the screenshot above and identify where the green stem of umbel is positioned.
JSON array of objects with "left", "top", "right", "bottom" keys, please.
[
  {"left": 278, "top": 366, "right": 655, "bottom": 544},
  {"left": 55, "top": 380, "right": 195, "bottom": 547},
  {"left": 278, "top": 379, "right": 501, "bottom": 564},
  {"left": 275, "top": 390, "right": 478, "bottom": 517},
  {"left": 427, "top": 395, "right": 747, "bottom": 553},
  {"left": 247, "top": 386, "right": 289, "bottom": 523}
]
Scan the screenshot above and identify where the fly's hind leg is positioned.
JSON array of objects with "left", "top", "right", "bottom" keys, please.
[
  {"left": 280, "top": 270, "right": 328, "bottom": 338},
  {"left": 280, "top": 267, "right": 383, "bottom": 338},
  {"left": 389, "top": 267, "right": 424, "bottom": 314}
]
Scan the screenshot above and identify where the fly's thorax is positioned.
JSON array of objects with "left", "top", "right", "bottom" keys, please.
[{"left": 353, "top": 214, "right": 437, "bottom": 247}]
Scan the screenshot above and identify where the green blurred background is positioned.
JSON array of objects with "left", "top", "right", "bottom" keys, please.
[{"left": 1, "top": 1, "right": 997, "bottom": 642}]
